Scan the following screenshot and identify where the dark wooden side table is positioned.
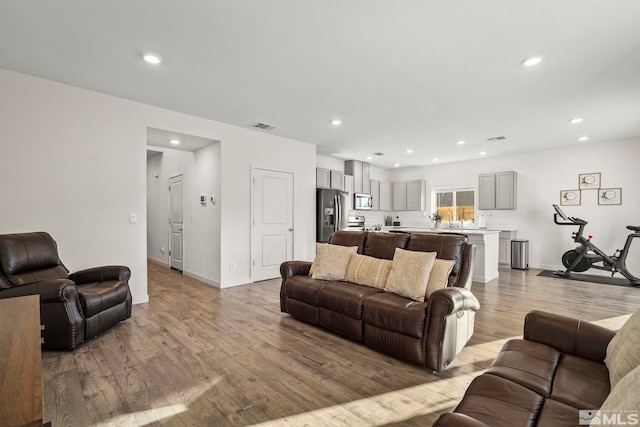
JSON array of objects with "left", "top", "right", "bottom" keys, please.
[{"left": 0, "top": 295, "right": 45, "bottom": 426}]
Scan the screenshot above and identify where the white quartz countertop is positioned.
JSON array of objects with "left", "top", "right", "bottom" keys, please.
[{"left": 380, "top": 226, "right": 500, "bottom": 235}]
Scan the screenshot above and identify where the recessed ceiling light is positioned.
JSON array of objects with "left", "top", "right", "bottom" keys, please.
[
  {"left": 521, "top": 56, "right": 542, "bottom": 66},
  {"left": 479, "top": 151, "right": 487, "bottom": 156},
  {"left": 366, "top": 156, "right": 373, "bottom": 160},
  {"left": 570, "top": 118, "right": 583, "bottom": 124},
  {"left": 406, "top": 149, "right": 413, "bottom": 154},
  {"left": 143, "top": 53, "right": 162, "bottom": 65},
  {"left": 457, "top": 140, "right": 465, "bottom": 145},
  {"left": 330, "top": 119, "right": 342, "bottom": 126},
  {"left": 170, "top": 139, "right": 180, "bottom": 145},
  {"left": 577, "top": 136, "right": 589, "bottom": 142},
  {"left": 394, "top": 163, "right": 400, "bottom": 167},
  {"left": 432, "top": 158, "right": 439, "bottom": 162}
]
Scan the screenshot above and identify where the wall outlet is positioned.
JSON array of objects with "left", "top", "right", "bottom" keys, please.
[
  {"left": 161, "top": 247, "right": 165, "bottom": 254},
  {"left": 129, "top": 213, "right": 137, "bottom": 223},
  {"left": 229, "top": 262, "right": 236, "bottom": 270}
]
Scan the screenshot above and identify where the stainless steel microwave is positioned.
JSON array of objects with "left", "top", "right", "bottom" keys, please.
[{"left": 354, "top": 193, "right": 372, "bottom": 210}]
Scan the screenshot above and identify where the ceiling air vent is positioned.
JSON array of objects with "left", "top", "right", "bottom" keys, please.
[
  {"left": 487, "top": 136, "right": 506, "bottom": 141},
  {"left": 250, "top": 122, "right": 278, "bottom": 131},
  {"left": 373, "top": 152, "right": 384, "bottom": 156}
]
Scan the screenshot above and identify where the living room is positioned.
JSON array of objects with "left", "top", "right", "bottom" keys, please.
[{"left": 1, "top": 2, "right": 639, "bottom": 426}]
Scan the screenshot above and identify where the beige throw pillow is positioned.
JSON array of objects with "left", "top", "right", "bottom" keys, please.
[
  {"left": 426, "top": 258, "right": 455, "bottom": 299},
  {"left": 384, "top": 248, "right": 437, "bottom": 302},
  {"left": 593, "top": 364, "right": 640, "bottom": 426},
  {"left": 311, "top": 243, "right": 358, "bottom": 281},
  {"left": 605, "top": 309, "right": 640, "bottom": 388},
  {"left": 345, "top": 254, "right": 393, "bottom": 289}
]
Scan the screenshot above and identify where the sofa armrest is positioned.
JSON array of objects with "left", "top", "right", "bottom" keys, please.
[
  {"left": 280, "top": 261, "right": 312, "bottom": 281},
  {"left": 434, "top": 413, "right": 492, "bottom": 427},
  {"left": 0, "top": 279, "right": 78, "bottom": 303},
  {"left": 523, "top": 310, "right": 615, "bottom": 363},
  {"left": 69, "top": 265, "right": 131, "bottom": 284},
  {"left": 425, "top": 287, "right": 480, "bottom": 372}
]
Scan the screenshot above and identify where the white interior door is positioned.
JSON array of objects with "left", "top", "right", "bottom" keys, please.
[
  {"left": 169, "top": 174, "right": 184, "bottom": 272},
  {"left": 252, "top": 168, "right": 294, "bottom": 281}
]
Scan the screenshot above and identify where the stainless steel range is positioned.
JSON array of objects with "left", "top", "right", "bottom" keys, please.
[{"left": 346, "top": 215, "right": 366, "bottom": 231}]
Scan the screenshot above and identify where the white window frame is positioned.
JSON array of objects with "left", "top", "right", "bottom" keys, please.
[{"left": 431, "top": 186, "right": 476, "bottom": 227}]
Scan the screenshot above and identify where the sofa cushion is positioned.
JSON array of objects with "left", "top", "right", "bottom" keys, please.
[
  {"left": 385, "top": 248, "right": 436, "bottom": 302},
  {"left": 605, "top": 309, "right": 640, "bottom": 388},
  {"left": 328, "top": 230, "right": 367, "bottom": 253},
  {"left": 310, "top": 243, "right": 358, "bottom": 281},
  {"left": 550, "top": 353, "right": 610, "bottom": 409},
  {"left": 77, "top": 280, "right": 130, "bottom": 318},
  {"left": 345, "top": 254, "right": 392, "bottom": 289},
  {"left": 317, "top": 282, "right": 382, "bottom": 318},
  {"left": 407, "top": 233, "right": 466, "bottom": 279},
  {"left": 426, "top": 258, "right": 455, "bottom": 299},
  {"left": 485, "top": 339, "right": 562, "bottom": 396},
  {"left": 535, "top": 398, "right": 580, "bottom": 426},
  {"left": 362, "top": 292, "right": 428, "bottom": 338},
  {"left": 597, "top": 363, "right": 640, "bottom": 420},
  {"left": 285, "top": 275, "right": 335, "bottom": 305},
  {"left": 362, "top": 232, "right": 410, "bottom": 260},
  {"left": 453, "top": 373, "right": 544, "bottom": 427}
]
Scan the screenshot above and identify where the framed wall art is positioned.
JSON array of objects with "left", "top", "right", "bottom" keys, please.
[
  {"left": 598, "top": 188, "right": 621, "bottom": 205},
  {"left": 578, "top": 172, "right": 601, "bottom": 190},
  {"left": 560, "top": 190, "right": 581, "bottom": 206}
]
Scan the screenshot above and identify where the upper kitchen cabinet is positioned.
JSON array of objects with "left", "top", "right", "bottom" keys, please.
[
  {"left": 316, "top": 167, "right": 344, "bottom": 190},
  {"left": 370, "top": 179, "right": 380, "bottom": 210},
  {"left": 379, "top": 181, "right": 392, "bottom": 211},
  {"left": 393, "top": 180, "right": 425, "bottom": 211},
  {"left": 316, "top": 168, "right": 330, "bottom": 189},
  {"left": 479, "top": 171, "right": 517, "bottom": 210},
  {"left": 344, "top": 160, "right": 370, "bottom": 194},
  {"left": 330, "top": 170, "right": 344, "bottom": 190}
]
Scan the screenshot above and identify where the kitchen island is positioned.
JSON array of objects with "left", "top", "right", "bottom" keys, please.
[{"left": 381, "top": 226, "right": 500, "bottom": 283}]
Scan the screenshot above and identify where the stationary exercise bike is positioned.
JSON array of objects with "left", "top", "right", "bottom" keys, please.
[{"left": 552, "top": 204, "right": 640, "bottom": 285}]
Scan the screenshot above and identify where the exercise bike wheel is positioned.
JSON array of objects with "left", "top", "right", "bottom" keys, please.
[{"left": 561, "top": 249, "right": 592, "bottom": 272}]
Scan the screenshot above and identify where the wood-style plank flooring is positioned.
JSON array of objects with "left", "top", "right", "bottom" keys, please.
[{"left": 42, "top": 261, "right": 640, "bottom": 426}]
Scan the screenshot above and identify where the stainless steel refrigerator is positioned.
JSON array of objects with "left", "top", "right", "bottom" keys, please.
[{"left": 317, "top": 189, "right": 349, "bottom": 242}]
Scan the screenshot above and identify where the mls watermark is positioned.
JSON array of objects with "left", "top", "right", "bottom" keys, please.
[{"left": 580, "top": 410, "right": 639, "bottom": 426}]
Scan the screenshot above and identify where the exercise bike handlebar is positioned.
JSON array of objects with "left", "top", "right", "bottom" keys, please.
[{"left": 552, "top": 204, "right": 587, "bottom": 226}]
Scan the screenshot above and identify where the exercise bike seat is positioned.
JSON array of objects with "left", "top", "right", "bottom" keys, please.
[{"left": 626, "top": 225, "right": 640, "bottom": 232}]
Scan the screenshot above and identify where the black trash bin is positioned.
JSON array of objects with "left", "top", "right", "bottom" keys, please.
[{"left": 511, "top": 240, "right": 529, "bottom": 270}]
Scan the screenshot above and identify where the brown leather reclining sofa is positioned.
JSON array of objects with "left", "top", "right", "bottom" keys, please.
[
  {"left": 434, "top": 310, "right": 623, "bottom": 426},
  {"left": 280, "top": 230, "right": 479, "bottom": 373},
  {"left": 0, "top": 232, "right": 132, "bottom": 350}
]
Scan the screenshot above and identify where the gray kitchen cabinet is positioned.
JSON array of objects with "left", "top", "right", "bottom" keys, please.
[
  {"left": 316, "top": 168, "right": 330, "bottom": 189},
  {"left": 370, "top": 179, "right": 380, "bottom": 210},
  {"left": 343, "top": 175, "right": 354, "bottom": 210},
  {"left": 362, "top": 163, "right": 370, "bottom": 194},
  {"left": 330, "top": 170, "right": 344, "bottom": 190},
  {"left": 499, "top": 230, "right": 518, "bottom": 266},
  {"left": 380, "top": 181, "right": 392, "bottom": 211},
  {"left": 406, "top": 180, "right": 424, "bottom": 211},
  {"left": 393, "top": 182, "right": 407, "bottom": 211},
  {"left": 345, "top": 160, "right": 372, "bottom": 194},
  {"left": 479, "top": 171, "right": 517, "bottom": 210}
]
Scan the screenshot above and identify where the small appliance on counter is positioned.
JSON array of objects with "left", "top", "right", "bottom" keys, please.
[
  {"left": 393, "top": 216, "right": 401, "bottom": 226},
  {"left": 384, "top": 216, "right": 393, "bottom": 226}
]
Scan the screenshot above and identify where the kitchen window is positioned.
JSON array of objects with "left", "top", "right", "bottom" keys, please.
[{"left": 433, "top": 187, "right": 475, "bottom": 225}]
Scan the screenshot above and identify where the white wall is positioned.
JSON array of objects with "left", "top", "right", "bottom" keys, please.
[
  {"left": 386, "top": 138, "right": 640, "bottom": 273},
  {"left": 1, "top": 69, "right": 317, "bottom": 300}
]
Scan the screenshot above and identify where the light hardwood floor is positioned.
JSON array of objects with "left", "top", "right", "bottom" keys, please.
[{"left": 42, "top": 261, "right": 640, "bottom": 426}]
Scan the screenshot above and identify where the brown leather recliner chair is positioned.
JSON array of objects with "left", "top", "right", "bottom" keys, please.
[{"left": 0, "top": 232, "right": 132, "bottom": 349}]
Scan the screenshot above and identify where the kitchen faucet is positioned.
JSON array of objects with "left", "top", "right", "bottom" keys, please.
[{"left": 447, "top": 212, "right": 454, "bottom": 228}]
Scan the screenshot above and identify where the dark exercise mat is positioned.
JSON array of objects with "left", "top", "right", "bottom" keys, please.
[{"left": 537, "top": 270, "right": 640, "bottom": 288}]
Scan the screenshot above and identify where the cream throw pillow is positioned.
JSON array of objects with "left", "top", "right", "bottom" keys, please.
[
  {"left": 384, "top": 248, "right": 437, "bottom": 302},
  {"left": 605, "top": 309, "right": 640, "bottom": 388},
  {"left": 426, "top": 258, "right": 455, "bottom": 299},
  {"left": 310, "top": 243, "right": 358, "bottom": 281},
  {"left": 345, "top": 254, "right": 393, "bottom": 289},
  {"left": 593, "top": 364, "right": 640, "bottom": 426}
]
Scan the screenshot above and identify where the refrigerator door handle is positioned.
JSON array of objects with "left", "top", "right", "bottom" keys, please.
[{"left": 334, "top": 195, "right": 340, "bottom": 232}]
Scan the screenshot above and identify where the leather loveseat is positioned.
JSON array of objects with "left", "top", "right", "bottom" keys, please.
[
  {"left": 434, "top": 310, "right": 640, "bottom": 427},
  {"left": 0, "top": 232, "right": 132, "bottom": 350},
  {"left": 280, "top": 230, "right": 479, "bottom": 373}
]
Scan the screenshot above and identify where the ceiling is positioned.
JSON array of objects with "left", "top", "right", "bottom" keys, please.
[{"left": 2, "top": 1, "right": 640, "bottom": 169}]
